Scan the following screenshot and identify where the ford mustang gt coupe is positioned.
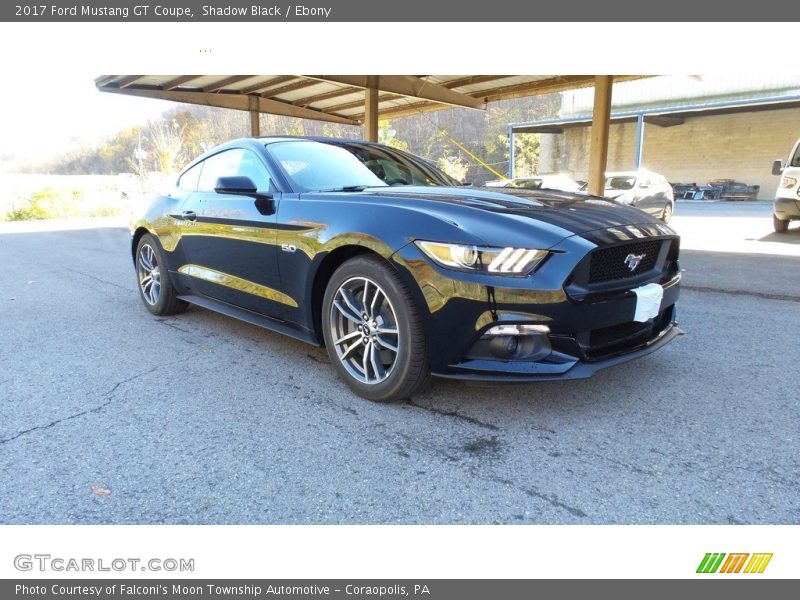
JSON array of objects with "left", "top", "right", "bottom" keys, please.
[{"left": 131, "top": 137, "right": 682, "bottom": 402}]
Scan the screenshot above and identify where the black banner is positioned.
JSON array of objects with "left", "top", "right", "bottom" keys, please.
[
  {"left": 2, "top": 580, "right": 798, "bottom": 600},
  {"left": 3, "top": 0, "right": 799, "bottom": 22}
]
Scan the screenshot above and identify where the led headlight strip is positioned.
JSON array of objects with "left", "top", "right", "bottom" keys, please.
[{"left": 415, "top": 241, "right": 548, "bottom": 276}]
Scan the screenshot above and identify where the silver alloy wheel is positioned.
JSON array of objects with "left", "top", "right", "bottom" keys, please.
[
  {"left": 329, "top": 276, "right": 400, "bottom": 385},
  {"left": 137, "top": 243, "right": 162, "bottom": 306}
]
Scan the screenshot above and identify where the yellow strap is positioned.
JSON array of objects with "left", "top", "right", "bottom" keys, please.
[{"left": 439, "top": 129, "right": 508, "bottom": 181}]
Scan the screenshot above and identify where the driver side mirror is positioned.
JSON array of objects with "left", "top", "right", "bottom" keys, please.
[
  {"left": 772, "top": 159, "right": 784, "bottom": 176},
  {"left": 215, "top": 176, "right": 259, "bottom": 195},
  {"left": 215, "top": 176, "right": 274, "bottom": 215}
]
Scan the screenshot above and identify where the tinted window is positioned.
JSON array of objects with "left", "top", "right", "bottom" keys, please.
[
  {"left": 198, "top": 148, "right": 271, "bottom": 193},
  {"left": 177, "top": 162, "right": 202, "bottom": 191},
  {"left": 267, "top": 141, "right": 387, "bottom": 192},
  {"left": 605, "top": 176, "right": 635, "bottom": 190},
  {"left": 337, "top": 143, "right": 461, "bottom": 186},
  {"left": 237, "top": 150, "right": 271, "bottom": 191}
]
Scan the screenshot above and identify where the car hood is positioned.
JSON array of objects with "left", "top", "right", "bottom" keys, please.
[
  {"left": 302, "top": 185, "right": 675, "bottom": 250},
  {"left": 362, "top": 185, "right": 662, "bottom": 234}
]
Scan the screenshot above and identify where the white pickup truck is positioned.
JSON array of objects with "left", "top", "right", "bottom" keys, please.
[{"left": 772, "top": 139, "right": 800, "bottom": 232}]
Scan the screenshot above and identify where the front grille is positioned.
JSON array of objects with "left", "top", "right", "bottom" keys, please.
[{"left": 588, "top": 240, "right": 663, "bottom": 284}]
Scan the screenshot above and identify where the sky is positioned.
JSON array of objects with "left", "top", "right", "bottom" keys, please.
[{"left": 0, "top": 71, "right": 175, "bottom": 167}]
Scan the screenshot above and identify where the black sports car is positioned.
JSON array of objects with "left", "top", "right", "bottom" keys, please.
[{"left": 131, "top": 136, "right": 682, "bottom": 402}]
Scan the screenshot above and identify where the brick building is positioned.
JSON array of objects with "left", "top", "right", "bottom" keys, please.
[{"left": 513, "top": 76, "right": 800, "bottom": 200}]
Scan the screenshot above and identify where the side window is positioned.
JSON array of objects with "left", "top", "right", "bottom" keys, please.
[
  {"left": 237, "top": 150, "right": 272, "bottom": 192},
  {"left": 177, "top": 162, "right": 202, "bottom": 192},
  {"left": 638, "top": 176, "right": 650, "bottom": 188},
  {"left": 198, "top": 148, "right": 271, "bottom": 193},
  {"left": 198, "top": 149, "right": 244, "bottom": 192}
]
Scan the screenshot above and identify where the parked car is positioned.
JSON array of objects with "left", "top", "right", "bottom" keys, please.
[
  {"left": 503, "top": 175, "right": 583, "bottom": 193},
  {"left": 771, "top": 138, "right": 800, "bottom": 233},
  {"left": 604, "top": 171, "right": 675, "bottom": 223},
  {"left": 131, "top": 137, "right": 682, "bottom": 402}
]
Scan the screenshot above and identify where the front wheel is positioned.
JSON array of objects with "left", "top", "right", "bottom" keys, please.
[
  {"left": 322, "top": 255, "right": 430, "bottom": 402},
  {"left": 135, "top": 234, "right": 188, "bottom": 316},
  {"left": 661, "top": 202, "right": 673, "bottom": 223},
  {"left": 773, "top": 214, "right": 789, "bottom": 233}
]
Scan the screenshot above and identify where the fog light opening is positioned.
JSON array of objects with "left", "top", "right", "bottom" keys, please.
[
  {"left": 505, "top": 336, "right": 519, "bottom": 355},
  {"left": 487, "top": 332, "right": 551, "bottom": 361}
]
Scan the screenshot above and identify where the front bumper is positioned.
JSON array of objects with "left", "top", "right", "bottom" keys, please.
[
  {"left": 774, "top": 197, "right": 800, "bottom": 221},
  {"left": 392, "top": 230, "right": 682, "bottom": 382},
  {"left": 435, "top": 321, "right": 683, "bottom": 382}
]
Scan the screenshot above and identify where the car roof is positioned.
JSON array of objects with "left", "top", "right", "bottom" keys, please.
[{"left": 257, "top": 135, "right": 375, "bottom": 146}]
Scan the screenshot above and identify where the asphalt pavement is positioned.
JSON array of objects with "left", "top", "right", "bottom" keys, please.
[{"left": 0, "top": 202, "right": 798, "bottom": 524}]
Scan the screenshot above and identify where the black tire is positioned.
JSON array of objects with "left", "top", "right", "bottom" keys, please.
[
  {"left": 322, "top": 255, "right": 430, "bottom": 402},
  {"left": 661, "top": 202, "right": 673, "bottom": 223},
  {"left": 135, "top": 234, "right": 188, "bottom": 316},
  {"left": 773, "top": 214, "right": 789, "bottom": 233}
]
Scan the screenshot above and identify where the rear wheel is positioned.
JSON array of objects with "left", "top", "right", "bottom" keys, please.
[
  {"left": 773, "top": 214, "right": 789, "bottom": 233},
  {"left": 322, "top": 255, "right": 430, "bottom": 402},
  {"left": 135, "top": 234, "right": 188, "bottom": 316}
]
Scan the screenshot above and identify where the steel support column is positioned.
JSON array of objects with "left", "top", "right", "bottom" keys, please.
[
  {"left": 364, "top": 76, "right": 379, "bottom": 142},
  {"left": 508, "top": 125, "right": 515, "bottom": 179},
  {"left": 633, "top": 112, "right": 645, "bottom": 169},
  {"left": 588, "top": 75, "right": 613, "bottom": 196}
]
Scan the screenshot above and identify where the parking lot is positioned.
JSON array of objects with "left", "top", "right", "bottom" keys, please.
[{"left": 1, "top": 201, "right": 798, "bottom": 525}]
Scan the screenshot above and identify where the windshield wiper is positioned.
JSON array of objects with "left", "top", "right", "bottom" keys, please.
[{"left": 315, "top": 185, "right": 377, "bottom": 192}]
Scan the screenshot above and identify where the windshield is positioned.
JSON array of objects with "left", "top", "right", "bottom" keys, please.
[
  {"left": 335, "top": 142, "right": 462, "bottom": 186},
  {"left": 791, "top": 142, "right": 800, "bottom": 168},
  {"left": 267, "top": 141, "right": 388, "bottom": 192},
  {"left": 605, "top": 176, "right": 636, "bottom": 190}
]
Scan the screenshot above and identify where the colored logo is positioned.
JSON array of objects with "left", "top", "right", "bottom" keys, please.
[{"left": 696, "top": 553, "right": 773, "bottom": 574}]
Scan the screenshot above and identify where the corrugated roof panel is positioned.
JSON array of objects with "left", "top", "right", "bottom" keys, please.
[
  {"left": 274, "top": 81, "right": 342, "bottom": 103},
  {"left": 563, "top": 74, "right": 800, "bottom": 115}
]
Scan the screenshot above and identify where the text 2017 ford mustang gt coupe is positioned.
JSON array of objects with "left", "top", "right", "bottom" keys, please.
[{"left": 131, "top": 137, "right": 682, "bottom": 402}]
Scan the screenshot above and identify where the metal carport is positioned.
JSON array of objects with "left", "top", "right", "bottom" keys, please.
[{"left": 96, "top": 75, "right": 642, "bottom": 195}]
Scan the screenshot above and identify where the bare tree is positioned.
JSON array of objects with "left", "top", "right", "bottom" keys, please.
[{"left": 148, "top": 118, "right": 185, "bottom": 174}]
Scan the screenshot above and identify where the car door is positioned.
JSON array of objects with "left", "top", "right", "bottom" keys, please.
[
  {"left": 633, "top": 175, "right": 659, "bottom": 216},
  {"left": 175, "top": 147, "right": 287, "bottom": 317},
  {"left": 654, "top": 175, "right": 673, "bottom": 214}
]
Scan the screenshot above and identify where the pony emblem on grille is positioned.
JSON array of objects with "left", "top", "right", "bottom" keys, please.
[{"left": 624, "top": 253, "right": 646, "bottom": 271}]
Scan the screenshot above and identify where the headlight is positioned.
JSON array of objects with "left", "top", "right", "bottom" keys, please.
[
  {"left": 414, "top": 241, "right": 548, "bottom": 275},
  {"left": 780, "top": 176, "right": 797, "bottom": 189}
]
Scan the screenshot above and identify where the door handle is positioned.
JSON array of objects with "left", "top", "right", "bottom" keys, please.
[{"left": 181, "top": 211, "right": 197, "bottom": 221}]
